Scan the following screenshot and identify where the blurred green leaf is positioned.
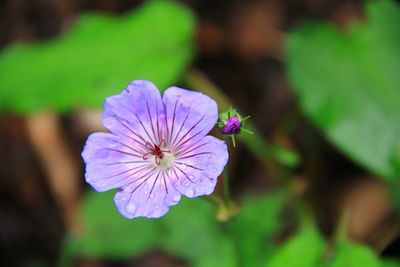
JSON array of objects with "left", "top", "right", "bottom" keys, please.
[
  {"left": 162, "top": 197, "right": 236, "bottom": 267},
  {"left": 76, "top": 189, "right": 236, "bottom": 266},
  {"left": 78, "top": 190, "right": 163, "bottom": 258},
  {"left": 231, "top": 191, "right": 286, "bottom": 267},
  {"left": 239, "top": 124, "right": 300, "bottom": 168},
  {"left": 326, "top": 241, "right": 381, "bottom": 267},
  {"left": 265, "top": 226, "right": 326, "bottom": 267},
  {"left": 0, "top": 0, "right": 195, "bottom": 114},
  {"left": 388, "top": 179, "right": 400, "bottom": 213},
  {"left": 382, "top": 259, "right": 400, "bottom": 267},
  {"left": 287, "top": 0, "right": 400, "bottom": 180},
  {"left": 76, "top": 189, "right": 290, "bottom": 266}
]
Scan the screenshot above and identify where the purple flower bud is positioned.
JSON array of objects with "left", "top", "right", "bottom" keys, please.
[{"left": 221, "top": 116, "right": 241, "bottom": 135}]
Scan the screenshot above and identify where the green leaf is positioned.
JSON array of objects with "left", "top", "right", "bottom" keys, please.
[
  {"left": 327, "top": 241, "right": 381, "bottom": 267},
  {"left": 231, "top": 191, "right": 286, "bottom": 267},
  {"left": 388, "top": 179, "right": 400, "bottom": 213},
  {"left": 382, "top": 259, "right": 400, "bottom": 267},
  {"left": 265, "top": 226, "right": 326, "bottom": 267},
  {"left": 77, "top": 190, "right": 163, "bottom": 258},
  {"left": 75, "top": 190, "right": 288, "bottom": 266},
  {"left": 0, "top": 0, "right": 195, "bottom": 114},
  {"left": 75, "top": 189, "right": 235, "bottom": 266},
  {"left": 161, "top": 197, "right": 236, "bottom": 267},
  {"left": 287, "top": 0, "right": 400, "bottom": 180}
]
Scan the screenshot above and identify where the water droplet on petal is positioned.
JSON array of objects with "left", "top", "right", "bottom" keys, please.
[
  {"left": 122, "top": 197, "right": 127, "bottom": 201},
  {"left": 189, "top": 175, "right": 194, "bottom": 180},
  {"left": 213, "top": 168, "right": 218, "bottom": 172},
  {"left": 184, "top": 181, "right": 190, "bottom": 186},
  {"left": 150, "top": 193, "right": 155, "bottom": 198},
  {"left": 186, "top": 188, "right": 194, "bottom": 196},
  {"left": 173, "top": 195, "right": 180, "bottom": 202},
  {"left": 127, "top": 203, "right": 136, "bottom": 213},
  {"left": 207, "top": 154, "right": 212, "bottom": 158}
]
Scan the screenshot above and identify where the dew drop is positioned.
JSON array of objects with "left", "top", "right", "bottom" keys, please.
[
  {"left": 213, "top": 168, "right": 218, "bottom": 172},
  {"left": 207, "top": 154, "right": 212, "bottom": 158},
  {"left": 186, "top": 188, "right": 194, "bottom": 196},
  {"left": 127, "top": 203, "right": 136, "bottom": 213},
  {"left": 102, "top": 182, "right": 107, "bottom": 187},
  {"left": 184, "top": 181, "right": 190, "bottom": 186},
  {"left": 189, "top": 175, "right": 194, "bottom": 180},
  {"left": 150, "top": 193, "right": 155, "bottom": 198},
  {"left": 173, "top": 195, "right": 180, "bottom": 202}
]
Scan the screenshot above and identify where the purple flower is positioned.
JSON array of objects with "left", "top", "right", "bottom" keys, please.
[
  {"left": 82, "top": 80, "right": 229, "bottom": 219},
  {"left": 221, "top": 116, "right": 241, "bottom": 135}
]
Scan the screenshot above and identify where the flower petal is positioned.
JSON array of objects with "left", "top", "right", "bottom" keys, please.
[
  {"left": 162, "top": 86, "right": 218, "bottom": 150},
  {"left": 82, "top": 132, "right": 150, "bottom": 192},
  {"left": 103, "top": 80, "right": 166, "bottom": 147},
  {"left": 171, "top": 136, "right": 228, "bottom": 198},
  {"left": 114, "top": 170, "right": 181, "bottom": 219}
]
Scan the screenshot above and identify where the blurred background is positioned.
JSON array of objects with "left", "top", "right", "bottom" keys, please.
[{"left": 1, "top": 0, "right": 400, "bottom": 266}]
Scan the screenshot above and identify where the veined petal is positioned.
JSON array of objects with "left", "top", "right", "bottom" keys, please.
[
  {"left": 103, "top": 80, "right": 166, "bottom": 147},
  {"left": 171, "top": 136, "right": 228, "bottom": 198},
  {"left": 82, "top": 132, "right": 151, "bottom": 192},
  {"left": 162, "top": 86, "right": 218, "bottom": 150},
  {"left": 114, "top": 170, "right": 181, "bottom": 219}
]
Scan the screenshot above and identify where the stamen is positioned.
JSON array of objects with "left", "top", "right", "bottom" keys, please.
[
  {"left": 155, "top": 156, "right": 161, "bottom": 165},
  {"left": 142, "top": 151, "right": 154, "bottom": 160},
  {"left": 145, "top": 141, "right": 154, "bottom": 150},
  {"left": 158, "top": 139, "right": 166, "bottom": 148},
  {"left": 142, "top": 140, "right": 173, "bottom": 166}
]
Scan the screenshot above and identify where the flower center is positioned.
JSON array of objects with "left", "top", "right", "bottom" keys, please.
[{"left": 142, "top": 140, "right": 174, "bottom": 169}]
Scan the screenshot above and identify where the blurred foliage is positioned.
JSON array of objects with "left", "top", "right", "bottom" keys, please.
[
  {"left": 326, "top": 240, "right": 381, "bottom": 267},
  {"left": 265, "top": 225, "right": 325, "bottom": 267},
  {"left": 263, "top": 219, "right": 400, "bottom": 267},
  {"left": 70, "top": 190, "right": 285, "bottom": 267},
  {"left": 382, "top": 259, "right": 400, "bottom": 267},
  {"left": 230, "top": 191, "right": 286, "bottom": 266},
  {"left": 287, "top": 0, "right": 400, "bottom": 181},
  {"left": 73, "top": 189, "right": 400, "bottom": 267},
  {"left": 0, "top": 0, "right": 195, "bottom": 114},
  {"left": 389, "top": 179, "right": 400, "bottom": 213},
  {"left": 161, "top": 195, "right": 235, "bottom": 267},
  {"left": 78, "top": 190, "right": 162, "bottom": 259}
]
